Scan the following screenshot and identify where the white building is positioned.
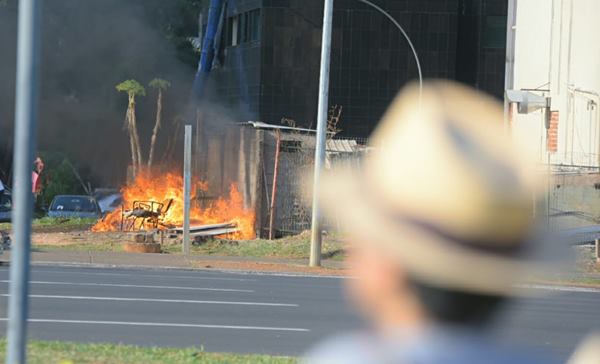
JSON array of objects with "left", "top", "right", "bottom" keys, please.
[{"left": 509, "top": 0, "right": 600, "bottom": 168}]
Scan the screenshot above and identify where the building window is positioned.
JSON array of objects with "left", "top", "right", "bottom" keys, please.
[
  {"left": 227, "top": 9, "right": 260, "bottom": 47},
  {"left": 248, "top": 9, "right": 260, "bottom": 42},
  {"left": 482, "top": 15, "right": 507, "bottom": 49},
  {"left": 228, "top": 15, "right": 239, "bottom": 46}
]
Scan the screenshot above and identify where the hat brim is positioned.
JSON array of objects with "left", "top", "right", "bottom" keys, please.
[{"left": 318, "top": 167, "right": 555, "bottom": 296}]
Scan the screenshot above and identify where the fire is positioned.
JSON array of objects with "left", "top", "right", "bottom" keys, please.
[{"left": 92, "top": 172, "right": 255, "bottom": 239}]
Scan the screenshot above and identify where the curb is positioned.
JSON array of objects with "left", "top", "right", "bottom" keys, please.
[{"left": 4, "top": 260, "right": 347, "bottom": 279}]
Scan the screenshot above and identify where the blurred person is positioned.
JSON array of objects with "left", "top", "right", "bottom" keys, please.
[
  {"left": 304, "top": 81, "right": 558, "bottom": 364},
  {"left": 32, "top": 156, "right": 44, "bottom": 197}
]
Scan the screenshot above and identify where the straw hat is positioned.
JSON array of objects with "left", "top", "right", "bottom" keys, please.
[{"left": 318, "top": 81, "right": 544, "bottom": 295}]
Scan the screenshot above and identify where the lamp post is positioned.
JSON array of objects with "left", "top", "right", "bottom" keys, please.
[{"left": 309, "top": 0, "right": 423, "bottom": 266}]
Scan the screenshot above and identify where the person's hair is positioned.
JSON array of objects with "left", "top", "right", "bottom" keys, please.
[{"left": 409, "top": 278, "right": 505, "bottom": 327}]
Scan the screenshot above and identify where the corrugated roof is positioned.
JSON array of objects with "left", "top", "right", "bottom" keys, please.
[{"left": 326, "top": 139, "right": 358, "bottom": 153}]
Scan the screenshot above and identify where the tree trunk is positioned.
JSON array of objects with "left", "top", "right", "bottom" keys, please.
[
  {"left": 129, "top": 93, "right": 143, "bottom": 171},
  {"left": 126, "top": 108, "right": 138, "bottom": 178},
  {"left": 148, "top": 89, "right": 162, "bottom": 168}
]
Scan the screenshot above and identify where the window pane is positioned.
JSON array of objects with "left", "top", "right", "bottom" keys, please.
[
  {"left": 249, "top": 9, "right": 260, "bottom": 42},
  {"left": 232, "top": 15, "right": 239, "bottom": 46}
]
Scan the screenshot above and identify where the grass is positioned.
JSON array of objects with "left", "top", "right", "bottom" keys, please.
[
  {"left": 0, "top": 217, "right": 98, "bottom": 231},
  {"left": 0, "top": 339, "right": 297, "bottom": 364},
  {"left": 30, "top": 230, "right": 346, "bottom": 261},
  {"left": 162, "top": 232, "right": 346, "bottom": 260}
]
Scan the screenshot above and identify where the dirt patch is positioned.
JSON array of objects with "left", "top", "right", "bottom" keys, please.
[
  {"left": 123, "top": 242, "right": 162, "bottom": 253},
  {"left": 31, "top": 231, "right": 127, "bottom": 246}
]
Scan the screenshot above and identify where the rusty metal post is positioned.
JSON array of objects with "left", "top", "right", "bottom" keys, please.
[
  {"left": 268, "top": 130, "right": 281, "bottom": 240},
  {"left": 596, "top": 239, "right": 600, "bottom": 263}
]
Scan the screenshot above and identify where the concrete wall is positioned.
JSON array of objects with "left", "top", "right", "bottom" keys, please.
[{"left": 511, "top": 0, "right": 600, "bottom": 167}]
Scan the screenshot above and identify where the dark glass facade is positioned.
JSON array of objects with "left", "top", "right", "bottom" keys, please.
[{"left": 207, "top": 0, "right": 507, "bottom": 137}]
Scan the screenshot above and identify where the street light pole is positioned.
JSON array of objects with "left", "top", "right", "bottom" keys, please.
[
  {"left": 309, "top": 0, "right": 422, "bottom": 267},
  {"left": 309, "top": 0, "right": 334, "bottom": 267},
  {"left": 357, "top": 0, "right": 422, "bottom": 98},
  {"left": 6, "top": 0, "right": 41, "bottom": 363}
]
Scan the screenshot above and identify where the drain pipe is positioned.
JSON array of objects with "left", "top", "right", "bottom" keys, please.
[{"left": 192, "top": 0, "right": 223, "bottom": 99}]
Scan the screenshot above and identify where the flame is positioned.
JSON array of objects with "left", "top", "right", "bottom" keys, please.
[{"left": 92, "top": 172, "right": 255, "bottom": 239}]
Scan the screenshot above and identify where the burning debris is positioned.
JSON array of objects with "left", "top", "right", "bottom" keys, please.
[
  {"left": 122, "top": 199, "right": 174, "bottom": 231},
  {"left": 92, "top": 172, "right": 255, "bottom": 240}
]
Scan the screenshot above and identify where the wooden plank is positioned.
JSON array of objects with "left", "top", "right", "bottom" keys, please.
[
  {"left": 169, "top": 222, "right": 235, "bottom": 234},
  {"left": 190, "top": 227, "right": 239, "bottom": 238}
]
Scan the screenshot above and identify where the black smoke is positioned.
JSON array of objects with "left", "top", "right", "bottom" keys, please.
[{"left": 0, "top": 0, "right": 204, "bottom": 186}]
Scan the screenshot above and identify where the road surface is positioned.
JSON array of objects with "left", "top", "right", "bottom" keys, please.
[{"left": 0, "top": 265, "right": 598, "bottom": 360}]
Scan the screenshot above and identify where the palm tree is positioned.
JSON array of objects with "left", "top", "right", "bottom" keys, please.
[
  {"left": 147, "top": 78, "right": 171, "bottom": 168},
  {"left": 116, "top": 79, "right": 146, "bottom": 177}
]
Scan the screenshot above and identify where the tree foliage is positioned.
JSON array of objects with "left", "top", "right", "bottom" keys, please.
[
  {"left": 149, "top": 78, "right": 171, "bottom": 91},
  {"left": 115, "top": 79, "right": 146, "bottom": 97}
]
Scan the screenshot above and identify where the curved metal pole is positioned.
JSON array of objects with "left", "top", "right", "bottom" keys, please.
[{"left": 356, "top": 0, "right": 423, "bottom": 98}]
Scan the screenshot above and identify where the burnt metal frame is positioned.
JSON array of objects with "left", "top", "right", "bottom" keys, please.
[{"left": 121, "top": 199, "right": 173, "bottom": 231}]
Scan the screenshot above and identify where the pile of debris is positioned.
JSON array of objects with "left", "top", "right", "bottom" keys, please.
[{"left": 167, "top": 222, "right": 239, "bottom": 242}]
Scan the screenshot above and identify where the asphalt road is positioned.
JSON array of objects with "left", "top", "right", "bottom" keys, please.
[{"left": 0, "top": 265, "right": 597, "bottom": 360}]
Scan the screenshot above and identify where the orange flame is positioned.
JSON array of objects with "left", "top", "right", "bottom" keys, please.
[{"left": 92, "top": 172, "right": 255, "bottom": 239}]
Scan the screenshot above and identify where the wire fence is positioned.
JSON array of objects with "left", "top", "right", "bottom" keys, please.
[{"left": 261, "top": 134, "right": 369, "bottom": 237}]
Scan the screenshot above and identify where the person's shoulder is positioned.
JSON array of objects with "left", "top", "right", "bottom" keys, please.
[
  {"left": 303, "top": 330, "right": 559, "bottom": 364},
  {"left": 303, "top": 332, "right": 386, "bottom": 364}
]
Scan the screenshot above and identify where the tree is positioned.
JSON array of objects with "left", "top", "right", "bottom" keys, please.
[
  {"left": 147, "top": 78, "right": 171, "bottom": 168},
  {"left": 116, "top": 79, "right": 146, "bottom": 177}
]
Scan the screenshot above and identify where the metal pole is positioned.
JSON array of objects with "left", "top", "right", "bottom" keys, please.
[
  {"left": 6, "top": 0, "right": 41, "bottom": 363},
  {"left": 356, "top": 0, "right": 422, "bottom": 99},
  {"left": 310, "top": 0, "right": 334, "bottom": 267},
  {"left": 183, "top": 125, "right": 192, "bottom": 255},
  {"left": 268, "top": 130, "right": 281, "bottom": 240},
  {"left": 504, "top": 0, "right": 517, "bottom": 127}
]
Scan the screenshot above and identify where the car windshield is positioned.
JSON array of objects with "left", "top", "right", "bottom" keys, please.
[
  {"left": 50, "top": 196, "right": 97, "bottom": 213},
  {"left": 0, "top": 194, "right": 10, "bottom": 212}
]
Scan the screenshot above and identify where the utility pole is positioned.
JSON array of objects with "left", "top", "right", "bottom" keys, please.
[
  {"left": 310, "top": 0, "right": 334, "bottom": 267},
  {"left": 6, "top": 0, "right": 41, "bottom": 363},
  {"left": 183, "top": 125, "right": 192, "bottom": 255},
  {"left": 504, "top": 0, "right": 517, "bottom": 127}
]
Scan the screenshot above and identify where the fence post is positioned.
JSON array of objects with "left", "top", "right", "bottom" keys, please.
[{"left": 183, "top": 125, "right": 192, "bottom": 255}]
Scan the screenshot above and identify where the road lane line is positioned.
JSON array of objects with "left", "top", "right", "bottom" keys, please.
[
  {"left": 25, "top": 269, "right": 254, "bottom": 281},
  {"left": 518, "top": 284, "right": 600, "bottom": 294},
  {"left": 0, "top": 280, "right": 253, "bottom": 293},
  {"left": 0, "top": 318, "right": 309, "bottom": 332},
  {"left": 1, "top": 294, "right": 297, "bottom": 307}
]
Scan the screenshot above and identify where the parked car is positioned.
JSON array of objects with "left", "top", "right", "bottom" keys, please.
[
  {"left": 97, "top": 193, "right": 123, "bottom": 214},
  {"left": 48, "top": 195, "right": 102, "bottom": 219},
  {"left": 0, "top": 191, "right": 11, "bottom": 222}
]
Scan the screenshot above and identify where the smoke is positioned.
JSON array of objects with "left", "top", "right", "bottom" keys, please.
[{"left": 0, "top": 0, "right": 204, "bottom": 186}]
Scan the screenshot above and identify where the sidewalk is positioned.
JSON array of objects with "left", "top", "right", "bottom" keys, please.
[{"left": 0, "top": 250, "right": 346, "bottom": 276}]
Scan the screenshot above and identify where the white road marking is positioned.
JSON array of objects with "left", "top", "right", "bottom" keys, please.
[
  {"left": 0, "top": 318, "right": 309, "bottom": 332},
  {"left": 23, "top": 269, "right": 254, "bottom": 281},
  {"left": 519, "top": 284, "right": 600, "bottom": 294},
  {"left": 0, "top": 280, "right": 253, "bottom": 293},
  {"left": 1, "top": 294, "right": 297, "bottom": 307}
]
